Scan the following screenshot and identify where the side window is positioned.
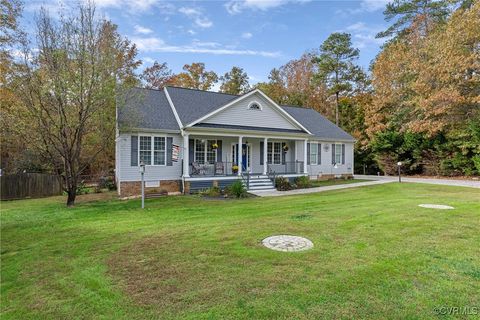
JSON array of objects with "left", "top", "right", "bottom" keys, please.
[
  {"left": 309, "top": 143, "right": 318, "bottom": 165},
  {"left": 139, "top": 136, "right": 152, "bottom": 165},
  {"left": 335, "top": 143, "right": 342, "bottom": 164}
]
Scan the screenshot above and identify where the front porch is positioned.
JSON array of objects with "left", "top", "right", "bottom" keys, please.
[{"left": 182, "top": 134, "right": 308, "bottom": 178}]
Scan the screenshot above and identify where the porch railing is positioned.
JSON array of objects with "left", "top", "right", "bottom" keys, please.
[
  {"left": 189, "top": 161, "right": 238, "bottom": 176},
  {"left": 267, "top": 161, "right": 304, "bottom": 175}
]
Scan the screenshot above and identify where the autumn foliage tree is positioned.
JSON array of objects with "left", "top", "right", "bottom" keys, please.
[
  {"left": 219, "top": 66, "right": 250, "bottom": 95},
  {"left": 170, "top": 62, "right": 218, "bottom": 90},
  {"left": 368, "top": 1, "right": 480, "bottom": 175},
  {"left": 140, "top": 61, "right": 173, "bottom": 90},
  {"left": 14, "top": 3, "right": 140, "bottom": 206}
]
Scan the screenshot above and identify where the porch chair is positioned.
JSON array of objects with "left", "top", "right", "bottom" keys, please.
[
  {"left": 191, "top": 162, "right": 205, "bottom": 175},
  {"left": 214, "top": 162, "right": 224, "bottom": 175}
]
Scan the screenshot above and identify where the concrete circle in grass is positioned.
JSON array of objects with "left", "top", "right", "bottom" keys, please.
[
  {"left": 418, "top": 204, "right": 454, "bottom": 210},
  {"left": 262, "top": 235, "right": 313, "bottom": 252}
]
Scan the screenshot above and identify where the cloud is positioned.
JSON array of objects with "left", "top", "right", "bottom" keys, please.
[
  {"left": 26, "top": 0, "right": 174, "bottom": 16},
  {"left": 178, "top": 6, "right": 213, "bottom": 28},
  {"left": 360, "top": 0, "right": 389, "bottom": 12},
  {"left": 225, "top": 0, "right": 310, "bottom": 14},
  {"left": 187, "top": 29, "right": 197, "bottom": 35},
  {"left": 142, "top": 57, "right": 155, "bottom": 64},
  {"left": 336, "top": 0, "right": 388, "bottom": 16},
  {"left": 241, "top": 32, "right": 253, "bottom": 39},
  {"left": 132, "top": 36, "right": 281, "bottom": 57},
  {"left": 345, "top": 22, "right": 385, "bottom": 49},
  {"left": 134, "top": 25, "right": 153, "bottom": 34},
  {"left": 95, "top": 0, "right": 162, "bottom": 13}
]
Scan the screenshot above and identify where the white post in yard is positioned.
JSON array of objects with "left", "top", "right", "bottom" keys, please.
[
  {"left": 303, "top": 139, "right": 308, "bottom": 174},
  {"left": 238, "top": 136, "right": 243, "bottom": 176},
  {"left": 140, "top": 161, "right": 145, "bottom": 209},
  {"left": 263, "top": 137, "right": 268, "bottom": 175},
  {"left": 183, "top": 134, "right": 190, "bottom": 177}
]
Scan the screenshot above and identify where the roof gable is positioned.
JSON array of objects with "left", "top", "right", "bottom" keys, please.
[{"left": 198, "top": 91, "right": 304, "bottom": 131}]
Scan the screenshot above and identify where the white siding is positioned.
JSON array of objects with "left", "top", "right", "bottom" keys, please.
[
  {"left": 306, "top": 141, "right": 354, "bottom": 176},
  {"left": 117, "top": 132, "right": 183, "bottom": 182},
  {"left": 203, "top": 93, "right": 299, "bottom": 130}
]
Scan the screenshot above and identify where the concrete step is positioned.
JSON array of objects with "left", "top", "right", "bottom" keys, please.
[
  {"left": 249, "top": 178, "right": 271, "bottom": 183},
  {"left": 249, "top": 180, "right": 273, "bottom": 185},
  {"left": 249, "top": 186, "right": 276, "bottom": 191},
  {"left": 249, "top": 175, "right": 269, "bottom": 179}
]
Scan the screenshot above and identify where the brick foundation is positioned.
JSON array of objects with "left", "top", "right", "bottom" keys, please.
[{"left": 119, "top": 180, "right": 181, "bottom": 198}]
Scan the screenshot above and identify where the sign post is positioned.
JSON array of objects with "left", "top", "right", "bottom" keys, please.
[{"left": 140, "top": 161, "right": 145, "bottom": 209}]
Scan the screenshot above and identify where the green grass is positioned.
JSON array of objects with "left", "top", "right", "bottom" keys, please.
[
  {"left": 309, "top": 178, "right": 370, "bottom": 188},
  {"left": 1, "top": 183, "right": 479, "bottom": 319}
]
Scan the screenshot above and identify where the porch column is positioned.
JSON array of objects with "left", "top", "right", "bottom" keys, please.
[
  {"left": 183, "top": 134, "right": 190, "bottom": 177},
  {"left": 303, "top": 139, "right": 308, "bottom": 174},
  {"left": 263, "top": 137, "right": 268, "bottom": 175},
  {"left": 237, "top": 136, "right": 243, "bottom": 176}
]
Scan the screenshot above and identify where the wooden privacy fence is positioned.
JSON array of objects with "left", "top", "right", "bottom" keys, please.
[{"left": 1, "top": 173, "right": 63, "bottom": 200}]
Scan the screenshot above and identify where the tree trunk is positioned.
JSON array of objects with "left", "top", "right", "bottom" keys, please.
[
  {"left": 66, "top": 188, "right": 77, "bottom": 207},
  {"left": 335, "top": 91, "right": 340, "bottom": 126}
]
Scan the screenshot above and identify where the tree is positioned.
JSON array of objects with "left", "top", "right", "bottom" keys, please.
[
  {"left": 376, "top": 0, "right": 450, "bottom": 38},
  {"left": 314, "top": 32, "right": 364, "bottom": 126},
  {"left": 0, "top": 0, "right": 30, "bottom": 172},
  {"left": 170, "top": 62, "right": 218, "bottom": 90},
  {"left": 140, "top": 61, "right": 173, "bottom": 90},
  {"left": 219, "top": 66, "right": 250, "bottom": 94},
  {"left": 15, "top": 2, "right": 140, "bottom": 206},
  {"left": 367, "top": 2, "right": 480, "bottom": 176}
]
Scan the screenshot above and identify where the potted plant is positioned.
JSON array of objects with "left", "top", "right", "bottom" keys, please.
[{"left": 232, "top": 165, "right": 239, "bottom": 174}]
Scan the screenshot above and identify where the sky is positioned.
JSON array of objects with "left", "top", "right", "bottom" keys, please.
[{"left": 22, "top": 0, "right": 390, "bottom": 86}]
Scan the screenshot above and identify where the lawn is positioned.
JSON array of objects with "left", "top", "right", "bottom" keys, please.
[
  {"left": 309, "top": 178, "right": 370, "bottom": 188},
  {"left": 1, "top": 183, "right": 479, "bottom": 319}
]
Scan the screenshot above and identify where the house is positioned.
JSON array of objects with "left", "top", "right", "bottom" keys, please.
[{"left": 115, "top": 86, "right": 355, "bottom": 196}]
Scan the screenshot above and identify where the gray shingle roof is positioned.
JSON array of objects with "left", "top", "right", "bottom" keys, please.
[
  {"left": 166, "top": 86, "right": 238, "bottom": 125},
  {"left": 281, "top": 105, "right": 355, "bottom": 141},
  {"left": 117, "top": 88, "right": 179, "bottom": 131},
  {"left": 117, "top": 86, "right": 355, "bottom": 141}
]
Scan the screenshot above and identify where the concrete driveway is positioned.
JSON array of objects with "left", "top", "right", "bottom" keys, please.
[{"left": 355, "top": 175, "right": 480, "bottom": 189}]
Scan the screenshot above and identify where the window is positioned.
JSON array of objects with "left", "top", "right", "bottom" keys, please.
[
  {"left": 153, "top": 137, "right": 166, "bottom": 165},
  {"left": 267, "top": 142, "right": 282, "bottom": 164},
  {"left": 335, "top": 143, "right": 342, "bottom": 164},
  {"left": 194, "top": 139, "right": 217, "bottom": 164},
  {"left": 206, "top": 140, "right": 217, "bottom": 164},
  {"left": 139, "top": 136, "right": 166, "bottom": 166},
  {"left": 310, "top": 143, "right": 318, "bottom": 165},
  {"left": 248, "top": 101, "right": 261, "bottom": 110},
  {"left": 139, "top": 136, "right": 152, "bottom": 165}
]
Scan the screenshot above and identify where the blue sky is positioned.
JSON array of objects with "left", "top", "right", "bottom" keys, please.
[{"left": 23, "top": 0, "right": 390, "bottom": 86}]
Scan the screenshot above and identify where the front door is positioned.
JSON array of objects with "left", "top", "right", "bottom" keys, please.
[
  {"left": 232, "top": 144, "right": 251, "bottom": 172},
  {"left": 242, "top": 144, "right": 248, "bottom": 171}
]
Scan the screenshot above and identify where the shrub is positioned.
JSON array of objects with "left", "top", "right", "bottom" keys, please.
[
  {"left": 76, "top": 181, "right": 90, "bottom": 195},
  {"left": 275, "top": 177, "right": 292, "bottom": 191},
  {"left": 227, "top": 180, "right": 247, "bottom": 198},
  {"left": 200, "top": 186, "right": 221, "bottom": 197},
  {"left": 294, "top": 176, "right": 311, "bottom": 188},
  {"left": 98, "top": 176, "right": 116, "bottom": 191}
]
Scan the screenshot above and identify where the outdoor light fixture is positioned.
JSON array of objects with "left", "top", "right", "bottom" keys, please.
[
  {"left": 140, "top": 160, "right": 145, "bottom": 209},
  {"left": 397, "top": 161, "right": 402, "bottom": 183},
  {"left": 324, "top": 144, "right": 329, "bottom": 152}
]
